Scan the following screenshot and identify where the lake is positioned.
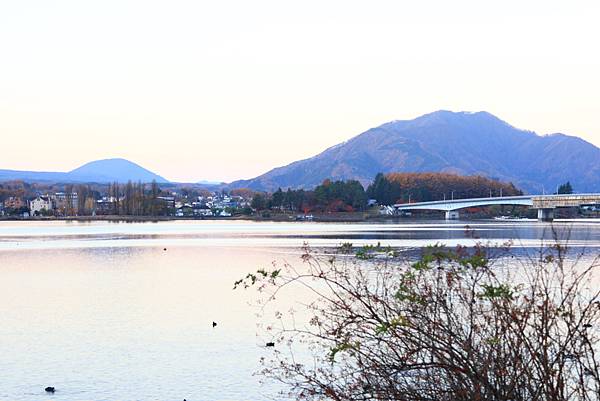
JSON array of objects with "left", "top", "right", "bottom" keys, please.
[{"left": 1, "top": 219, "right": 600, "bottom": 401}]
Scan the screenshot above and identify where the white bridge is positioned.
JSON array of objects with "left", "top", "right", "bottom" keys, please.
[{"left": 393, "top": 194, "right": 600, "bottom": 221}]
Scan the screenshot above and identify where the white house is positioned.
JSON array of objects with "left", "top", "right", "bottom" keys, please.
[{"left": 29, "top": 196, "right": 53, "bottom": 215}]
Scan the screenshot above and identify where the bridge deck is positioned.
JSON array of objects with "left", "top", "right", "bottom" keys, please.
[
  {"left": 394, "top": 195, "right": 533, "bottom": 211},
  {"left": 394, "top": 194, "right": 600, "bottom": 212}
]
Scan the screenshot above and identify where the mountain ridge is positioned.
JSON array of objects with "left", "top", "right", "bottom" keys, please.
[
  {"left": 69, "top": 158, "right": 168, "bottom": 183},
  {"left": 0, "top": 158, "right": 169, "bottom": 184},
  {"left": 229, "top": 110, "right": 600, "bottom": 193},
  {"left": 2, "top": 112, "right": 599, "bottom": 191}
]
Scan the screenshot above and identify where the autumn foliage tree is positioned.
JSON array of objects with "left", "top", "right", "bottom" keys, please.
[{"left": 367, "top": 172, "right": 523, "bottom": 205}]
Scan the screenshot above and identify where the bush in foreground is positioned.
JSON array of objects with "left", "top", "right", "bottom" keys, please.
[{"left": 237, "top": 230, "right": 600, "bottom": 401}]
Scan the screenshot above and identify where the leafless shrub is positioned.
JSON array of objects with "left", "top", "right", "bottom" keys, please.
[{"left": 237, "top": 230, "right": 600, "bottom": 401}]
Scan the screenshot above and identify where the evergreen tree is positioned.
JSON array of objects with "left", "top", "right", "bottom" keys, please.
[
  {"left": 557, "top": 181, "right": 573, "bottom": 194},
  {"left": 272, "top": 188, "right": 284, "bottom": 209},
  {"left": 251, "top": 193, "right": 268, "bottom": 210},
  {"left": 367, "top": 173, "right": 396, "bottom": 205}
]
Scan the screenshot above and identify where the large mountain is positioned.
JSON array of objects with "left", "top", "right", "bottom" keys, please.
[
  {"left": 230, "top": 111, "right": 600, "bottom": 193},
  {"left": 69, "top": 158, "right": 168, "bottom": 183},
  {"left": 0, "top": 158, "right": 169, "bottom": 183}
]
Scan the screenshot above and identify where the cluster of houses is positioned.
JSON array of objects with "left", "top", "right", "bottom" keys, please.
[
  {"left": 0, "top": 193, "right": 78, "bottom": 217},
  {"left": 0, "top": 191, "right": 251, "bottom": 218},
  {"left": 173, "top": 194, "right": 248, "bottom": 217}
]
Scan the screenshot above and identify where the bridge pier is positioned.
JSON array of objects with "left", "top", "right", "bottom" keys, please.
[
  {"left": 445, "top": 211, "right": 460, "bottom": 220},
  {"left": 537, "top": 208, "right": 554, "bottom": 222}
]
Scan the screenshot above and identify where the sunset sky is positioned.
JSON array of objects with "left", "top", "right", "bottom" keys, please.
[{"left": 1, "top": 0, "right": 599, "bottom": 182}]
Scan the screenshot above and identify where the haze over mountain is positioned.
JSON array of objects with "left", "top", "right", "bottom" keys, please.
[
  {"left": 0, "top": 158, "right": 169, "bottom": 184},
  {"left": 230, "top": 111, "right": 600, "bottom": 194},
  {"left": 2, "top": 112, "right": 599, "bottom": 192}
]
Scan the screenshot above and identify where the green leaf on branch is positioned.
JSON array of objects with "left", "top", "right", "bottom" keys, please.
[
  {"left": 394, "top": 285, "right": 425, "bottom": 305},
  {"left": 375, "top": 316, "right": 409, "bottom": 335},
  {"left": 328, "top": 341, "right": 361, "bottom": 363},
  {"left": 479, "top": 284, "right": 513, "bottom": 300},
  {"left": 233, "top": 268, "right": 281, "bottom": 289}
]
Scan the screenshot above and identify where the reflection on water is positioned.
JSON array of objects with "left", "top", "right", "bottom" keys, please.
[
  {"left": 2, "top": 219, "right": 600, "bottom": 250},
  {"left": 0, "top": 246, "right": 295, "bottom": 401},
  {"left": 1, "top": 219, "right": 600, "bottom": 401}
]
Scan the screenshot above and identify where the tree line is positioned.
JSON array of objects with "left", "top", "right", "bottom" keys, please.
[
  {"left": 249, "top": 172, "right": 525, "bottom": 213},
  {"left": 367, "top": 172, "right": 523, "bottom": 205},
  {"left": 103, "top": 181, "right": 168, "bottom": 216},
  {"left": 251, "top": 179, "right": 368, "bottom": 213}
]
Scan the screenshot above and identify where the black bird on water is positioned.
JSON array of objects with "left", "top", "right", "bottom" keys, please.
[
  {"left": 45, "top": 387, "right": 55, "bottom": 393},
  {"left": 212, "top": 321, "right": 217, "bottom": 328},
  {"left": 266, "top": 342, "right": 275, "bottom": 347}
]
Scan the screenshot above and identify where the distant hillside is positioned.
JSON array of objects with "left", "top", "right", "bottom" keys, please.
[
  {"left": 0, "top": 158, "right": 169, "bottom": 183},
  {"left": 229, "top": 111, "right": 600, "bottom": 193},
  {"left": 0, "top": 169, "right": 71, "bottom": 183}
]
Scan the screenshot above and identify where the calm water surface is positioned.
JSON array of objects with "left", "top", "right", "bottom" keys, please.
[{"left": 1, "top": 219, "right": 600, "bottom": 401}]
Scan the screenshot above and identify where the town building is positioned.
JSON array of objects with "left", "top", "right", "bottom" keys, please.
[
  {"left": 192, "top": 202, "right": 213, "bottom": 216},
  {"left": 29, "top": 196, "right": 53, "bottom": 216},
  {"left": 3, "top": 196, "right": 25, "bottom": 210},
  {"left": 95, "top": 196, "right": 118, "bottom": 214},
  {"left": 195, "top": 209, "right": 213, "bottom": 217},
  {"left": 157, "top": 196, "right": 175, "bottom": 209},
  {"left": 52, "top": 192, "right": 78, "bottom": 215}
]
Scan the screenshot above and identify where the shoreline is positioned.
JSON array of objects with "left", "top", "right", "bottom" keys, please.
[
  {"left": 0, "top": 212, "right": 381, "bottom": 223},
  {"left": 0, "top": 213, "right": 597, "bottom": 224}
]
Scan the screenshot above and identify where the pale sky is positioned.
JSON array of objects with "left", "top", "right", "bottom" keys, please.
[{"left": 1, "top": 0, "right": 599, "bottom": 182}]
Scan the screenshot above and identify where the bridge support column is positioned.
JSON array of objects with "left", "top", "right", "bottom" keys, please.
[
  {"left": 537, "top": 208, "right": 554, "bottom": 222},
  {"left": 445, "top": 211, "right": 460, "bottom": 220}
]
